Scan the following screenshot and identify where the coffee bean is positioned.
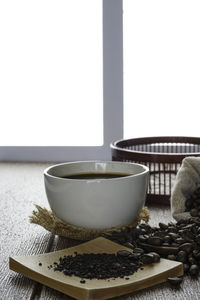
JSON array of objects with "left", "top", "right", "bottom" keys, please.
[
  {"left": 176, "top": 250, "right": 187, "bottom": 263},
  {"left": 185, "top": 199, "right": 193, "bottom": 210},
  {"left": 175, "top": 238, "right": 185, "bottom": 244},
  {"left": 117, "top": 250, "right": 132, "bottom": 257},
  {"left": 148, "top": 252, "right": 160, "bottom": 263},
  {"left": 178, "top": 243, "right": 193, "bottom": 253},
  {"left": 141, "top": 253, "right": 155, "bottom": 264},
  {"left": 139, "top": 235, "right": 149, "bottom": 243},
  {"left": 134, "top": 248, "right": 144, "bottom": 254},
  {"left": 168, "top": 222, "right": 176, "bottom": 227},
  {"left": 189, "top": 264, "right": 199, "bottom": 276},
  {"left": 112, "top": 262, "right": 121, "bottom": 268},
  {"left": 192, "top": 227, "right": 198, "bottom": 235},
  {"left": 182, "top": 230, "right": 194, "bottom": 242},
  {"left": 148, "top": 236, "right": 163, "bottom": 246},
  {"left": 185, "top": 186, "right": 200, "bottom": 217},
  {"left": 167, "top": 227, "right": 177, "bottom": 233},
  {"left": 195, "top": 198, "right": 200, "bottom": 204},
  {"left": 190, "top": 208, "right": 199, "bottom": 217},
  {"left": 129, "top": 262, "right": 137, "bottom": 267},
  {"left": 163, "top": 236, "right": 172, "bottom": 243},
  {"left": 195, "top": 234, "right": 200, "bottom": 244},
  {"left": 183, "top": 264, "right": 190, "bottom": 273},
  {"left": 167, "top": 254, "right": 176, "bottom": 260},
  {"left": 154, "top": 231, "right": 167, "bottom": 238},
  {"left": 159, "top": 222, "right": 168, "bottom": 230},
  {"left": 123, "top": 231, "right": 133, "bottom": 243},
  {"left": 188, "top": 256, "right": 197, "bottom": 265},
  {"left": 139, "top": 223, "right": 151, "bottom": 231},
  {"left": 193, "top": 251, "right": 200, "bottom": 261},
  {"left": 151, "top": 226, "right": 158, "bottom": 232},
  {"left": 191, "top": 217, "right": 200, "bottom": 224},
  {"left": 129, "top": 252, "right": 142, "bottom": 260},
  {"left": 183, "top": 223, "right": 194, "bottom": 230},
  {"left": 168, "top": 233, "right": 179, "bottom": 240},
  {"left": 162, "top": 242, "right": 171, "bottom": 247},
  {"left": 168, "top": 277, "right": 183, "bottom": 287},
  {"left": 177, "top": 219, "right": 187, "bottom": 225},
  {"left": 192, "top": 249, "right": 199, "bottom": 258},
  {"left": 80, "top": 279, "right": 86, "bottom": 284},
  {"left": 171, "top": 243, "right": 179, "bottom": 247},
  {"left": 123, "top": 242, "right": 134, "bottom": 249},
  {"left": 141, "top": 228, "right": 148, "bottom": 235}
]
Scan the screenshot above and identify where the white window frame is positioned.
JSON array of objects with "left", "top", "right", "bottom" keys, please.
[{"left": 0, "top": 0, "right": 123, "bottom": 162}]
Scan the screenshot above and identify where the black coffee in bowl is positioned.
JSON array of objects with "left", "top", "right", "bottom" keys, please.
[{"left": 60, "top": 172, "right": 131, "bottom": 180}]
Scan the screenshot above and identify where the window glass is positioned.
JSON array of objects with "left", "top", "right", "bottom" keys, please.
[
  {"left": 0, "top": 0, "right": 103, "bottom": 146},
  {"left": 124, "top": 0, "right": 200, "bottom": 138}
]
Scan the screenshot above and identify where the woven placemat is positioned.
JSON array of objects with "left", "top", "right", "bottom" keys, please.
[{"left": 30, "top": 205, "right": 150, "bottom": 241}]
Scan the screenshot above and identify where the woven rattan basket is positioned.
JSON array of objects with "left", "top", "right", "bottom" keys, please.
[{"left": 111, "top": 136, "right": 200, "bottom": 204}]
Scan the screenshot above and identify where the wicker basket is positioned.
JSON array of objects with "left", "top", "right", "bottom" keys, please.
[{"left": 111, "top": 136, "right": 200, "bottom": 204}]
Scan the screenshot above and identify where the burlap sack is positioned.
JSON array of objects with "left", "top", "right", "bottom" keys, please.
[
  {"left": 30, "top": 205, "right": 150, "bottom": 241},
  {"left": 171, "top": 156, "right": 200, "bottom": 221}
]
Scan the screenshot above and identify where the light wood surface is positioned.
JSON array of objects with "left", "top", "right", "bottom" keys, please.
[
  {"left": 0, "top": 162, "right": 52, "bottom": 300},
  {"left": 1, "top": 162, "right": 200, "bottom": 300},
  {"left": 9, "top": 237, "right": 183, "bottom": 300}
]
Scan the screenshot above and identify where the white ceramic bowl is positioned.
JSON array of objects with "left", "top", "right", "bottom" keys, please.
[{"left": 44, "top": 161, "right": 149, "bottom": 229}]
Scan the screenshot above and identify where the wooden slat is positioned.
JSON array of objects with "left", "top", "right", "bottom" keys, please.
[{"left": 0, "top": 162, "right": 54, "bottom": 300}]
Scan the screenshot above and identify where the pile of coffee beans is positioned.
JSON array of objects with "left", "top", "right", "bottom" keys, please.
[
  {"left": 53, "top": 249, "right": 160, "bottom": 283},
  {"left": 103, "top": 217, "right": 200, "bottom": 280},
  {"left": 50, "top": 216, "right": 200, "bottom": 287},
  {"left": 185, "top": 184, "right": 200, "bottom": 217}
]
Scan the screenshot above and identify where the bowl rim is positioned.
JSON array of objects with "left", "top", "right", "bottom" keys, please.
[{"left": 44, "top": 160, "right": 149, "bottom": 181}]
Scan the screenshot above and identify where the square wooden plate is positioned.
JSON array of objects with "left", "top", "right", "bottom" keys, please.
[{"left": 9, "top": 237, "right": 183, "bottom": 300}]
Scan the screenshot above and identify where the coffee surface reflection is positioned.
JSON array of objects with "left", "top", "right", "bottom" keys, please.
[{"left": 60, "top": 172, "right": 131, "bottom": 180}]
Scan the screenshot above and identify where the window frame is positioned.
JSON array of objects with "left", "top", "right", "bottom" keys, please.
[{"left": 0, "top": 0, "right": 123, "bottom": 162}]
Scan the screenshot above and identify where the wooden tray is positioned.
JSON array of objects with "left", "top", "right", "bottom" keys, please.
[{"left": 9, "top": 237, "right": 183, "bottom": 300}]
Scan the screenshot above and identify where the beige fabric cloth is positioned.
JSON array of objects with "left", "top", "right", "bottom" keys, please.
[
  {"left": 30, "top": 205, "right": 150, "bottom": 241},
  {"left": 171, "top": 156, "right": 200, "bottom": 221}
]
